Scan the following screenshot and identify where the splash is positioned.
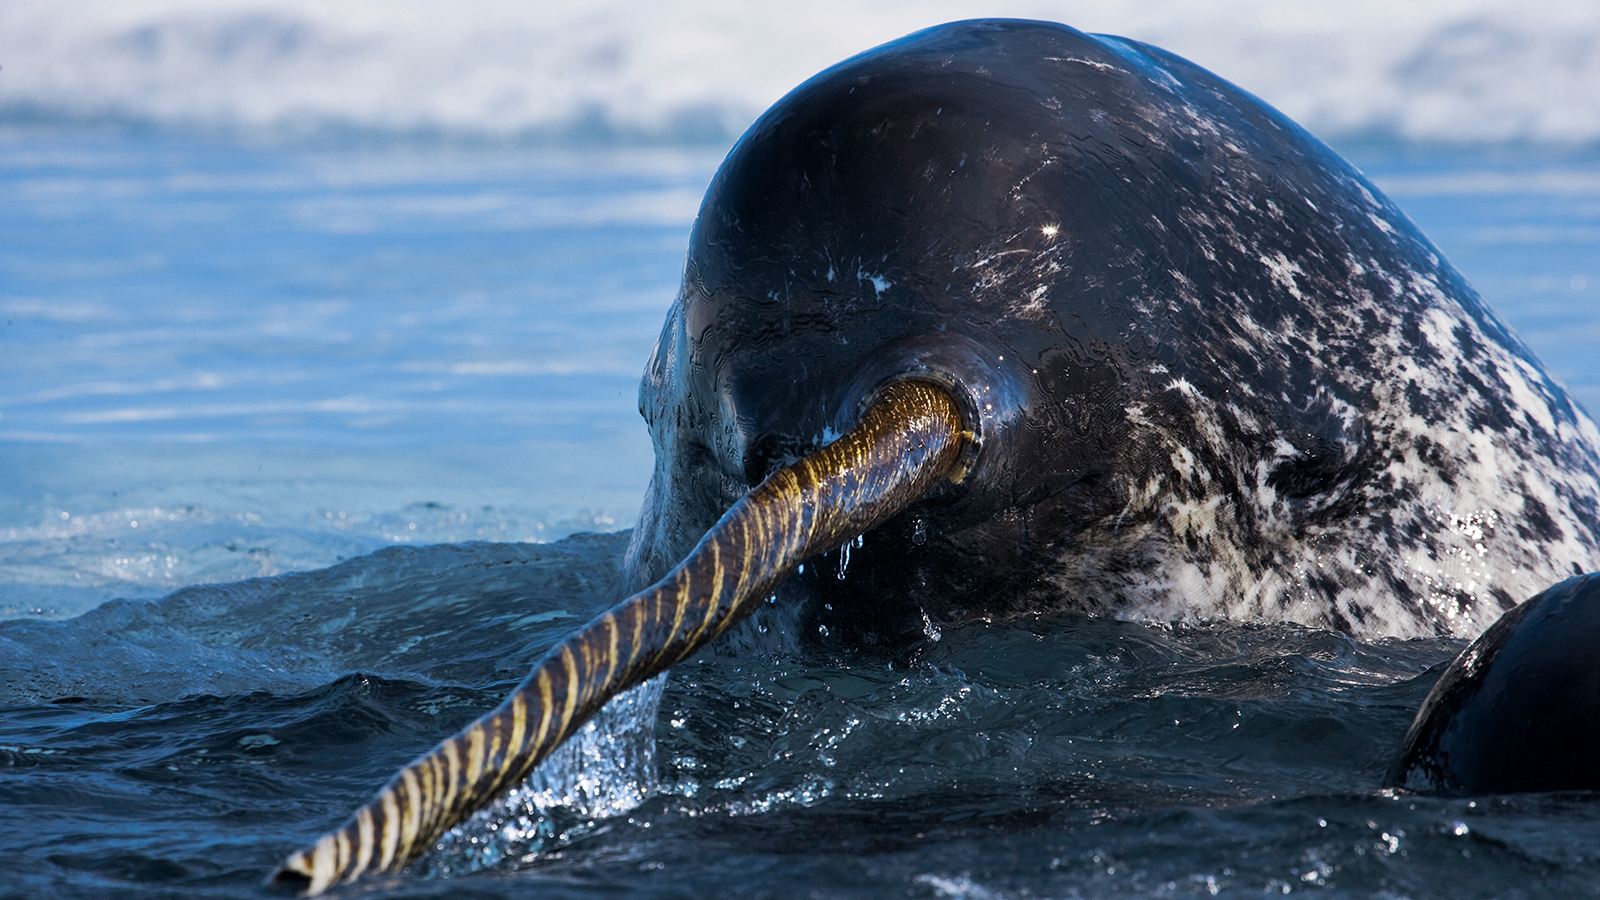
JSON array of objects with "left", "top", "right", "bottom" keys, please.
[{"left": 420, "top": 674, "right": 667, "bottom": 878}]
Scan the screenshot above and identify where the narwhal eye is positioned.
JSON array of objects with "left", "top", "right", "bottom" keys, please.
[
  {"left": 741, "top": 432, "right": 788, "bottom": 487},
  {"left": 1269, "top": 429, "right": 1369, "bottom": 503},
  {"left": 1264, "top": 397, "right": 1368, "bottom": 502},
  {"left": 1268, "top": 433, "right": 1351, "bottom": 499},
  {"left": 740, "top": 429, "right": 829, "bottom": 488}
]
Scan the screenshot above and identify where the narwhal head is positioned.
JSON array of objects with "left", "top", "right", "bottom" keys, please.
[
  {"left": 629, "top": 15, "right": 1543, "bottom": 645},
  {"left": 627, "top": 21, "right": 1144, "bottom": 648}
]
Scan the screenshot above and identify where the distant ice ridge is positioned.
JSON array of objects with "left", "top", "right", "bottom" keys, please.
[{"left": 1, "top": 0, "right": 1597, "bottom": 145}]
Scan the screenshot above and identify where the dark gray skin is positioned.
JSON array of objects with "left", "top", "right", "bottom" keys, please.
[
  {"left": 625, "top": 19, "right": 1600, "bottom": 653},
  {"left": 1388, "top": 573, "right": 1600, "bottom": 793}
]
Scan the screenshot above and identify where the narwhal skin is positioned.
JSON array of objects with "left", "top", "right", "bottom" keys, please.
[
  {"left": 1387, "top": 573, "right": 1600, "bottom": 795},
  {"left": 273, "top": 19, "right": 1600, "bottom": 893}
]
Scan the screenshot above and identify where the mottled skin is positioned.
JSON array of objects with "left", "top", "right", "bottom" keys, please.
[{"left": 628, "top": 19, "right": 1600, "bottom": 646}]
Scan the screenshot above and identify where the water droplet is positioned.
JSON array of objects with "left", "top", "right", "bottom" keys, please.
[
  {"left": 912, "top": 518, "right": 927, "bottom": 545},
  {"left": 836, "top": 540, "right": 851, "bottom": 579},
  {"left": 921, "top": 611, "right": 942, "bottom": 642}
]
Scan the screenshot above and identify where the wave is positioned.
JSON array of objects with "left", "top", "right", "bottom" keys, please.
[
  {"left": 0, "top": 532, "right": 631, "bottom": 706},
  {"left": 2, "top": 0, "right": 1597, "bottom": 146}
]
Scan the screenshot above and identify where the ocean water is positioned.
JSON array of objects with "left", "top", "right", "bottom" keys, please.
[
  {"left": 0, "top": 132, "right": 718, "bottom": 619},
  {"left": 5, "top": 4, "right": 1600, "bottom": 899}
]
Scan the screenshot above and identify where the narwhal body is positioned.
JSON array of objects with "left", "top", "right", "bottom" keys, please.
[{"left": 275, "top": 19, "right": 1600, "bottom": 893}]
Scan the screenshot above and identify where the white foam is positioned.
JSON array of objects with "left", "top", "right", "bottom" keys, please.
[{"left": 1, "top": 0, "right": 1596, "bottom": 144}]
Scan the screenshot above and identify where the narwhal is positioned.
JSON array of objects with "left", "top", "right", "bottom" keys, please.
[{"left": 272, "top": 19, "right": 1600, "bottom": 893}]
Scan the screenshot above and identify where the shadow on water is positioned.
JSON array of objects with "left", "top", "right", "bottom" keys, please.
[{"left": 6, "top": 531, "right": 1600, "bottom": 899}]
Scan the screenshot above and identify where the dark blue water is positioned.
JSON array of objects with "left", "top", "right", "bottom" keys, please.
[{"left": 3, "top": 128, "right": 1600, "bottom": 898}]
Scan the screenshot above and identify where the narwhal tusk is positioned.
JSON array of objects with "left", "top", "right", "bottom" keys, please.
[{"left": 270, "top": 378, "right": 969, "bottom": 894}]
